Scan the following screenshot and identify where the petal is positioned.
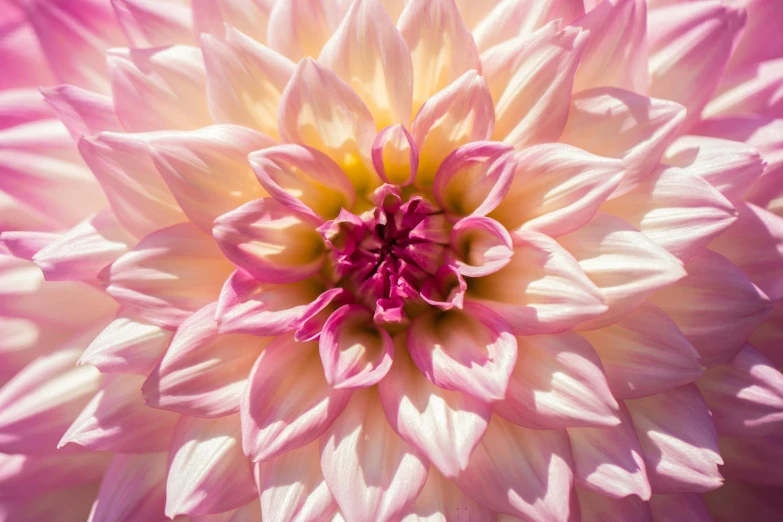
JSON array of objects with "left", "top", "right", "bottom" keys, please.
[
  {"left": 319, "top": 0, "right": 413, "bottom": 128},
  {"left": 0, "top": 230, "right": 57, "bottom": 261},
  {"left": 0, "top": 451, "right": 108, "bottom": 499},
  {"left": 410, "top": 70, "right": 495, "bottom": 189},
  {"left": 579, "top": 302, "right": 704, "bottom": 399},
  {"left": 320, "top": 389, "right": 428, "bottom": 522},
  {"left": 277, "top": 58, "right": 377, "bottom": 193},
  {"left": 193, "top": 0, "right": 276, "bottom": 44},
  {"left": 576, "top": 488, "right": 653, "bottom": 522},
  {"left": 449, "top": 215, "right": 513, "bottom": 277},
  {"left": 88, "top": 453, "right": 168, "bottom": 522},
  {"left": 626, "top": 385, "right": 723, "bottom": 494},
  {"left": 378, "top": 345, "right": 490, "bottom": 478},
  {"left": 255, "top": 440, "right": 337, "bottom": 522},
  {"left": 101, "top": 223, "right": 234, "bottom": 329},
  {"left": 559, "top": 88, "right": 686, "bottom": 197},
  {"left": 696, "top": 344, "right": 783, "bottom": 437},
  {"left": 200, "top": 27, "right": 295, "bottom": 139},
  {"left": 166, "top": 415, "right": 257, "bottom": 517},
  {"left": 402, "top": 468, "right": 494, "bottom": 522},
  {"left": 408, "top": 302, "right": 517, "bottom": 402},
  {"left": 453, "top": 415, "right": 575, "bottom": 522},
  {"left": 242, "top": 335, "right": 351, "bottom": 462},
  {"left": 649, "top": 249, "right": 772, "bottom": 367},
  {"left": 704, "top": 480, "right": 783, "bottom": 522},
  {"left": 557, "top": 213, "right": 686, "bottom": 329},
  {"left": 726, "top": 0, "right": 783, "bottom": 70},
  {"left": 213, "top": 198, "right": 325, "bottom": 284},
  {"left": 0, "top": 15, "right": 56, "bottom": 90},
  {"left": 398, "top": 0, "right": 481, "bottom": 114},
  {"left": 705, "top": 57, "right": 783, "bottom": 119},
  {"left": 647, "top": 2, "right": 746, "bottom": 128},
  {"left": 601, "top": 165, "right": 738, "bottom": 260},
  {"left": 33, "top": 208, "right": 136, "bottom": 282},
  {"left": 372, "top": 124, "right": 419, "bottom": 186},
  {"left": 191, "top": 501, "right": 261, "bottom": 522},
  {"left": 40, "top": 84, "right": 123, "bottom": 140},
  {"left": 482, "top": 21, "right": 588, "bottom": 148},
  {"left": 108, "top": 46, "right": 211, "bottom": 132},
  {"left": 453, "top": 0, "right": 502, "bottom": 29},
  {"left": 79, "top": 312, "right": 173, "bottom": 375},
  {"left": 112, "top": 0, "right": 194, "bottom": 47},
  {"left": 249, "top": 143, "right": 356, "bottom": 220},
  {"left": 470, "top": 231, "right": 607, "bottom": 334},
  {"left": 59, "top": 373, "right": 178, "bottom": 452},
  {"left": 568, "top": 405, "right": 651, "bottom": 500},
  {"left": 749, "top": 302, "right": 783, "bottom": 367},
  {"left": 320, "top": 305, "right": 394, "bottom": 389},
  {"left": 267, "top": 0, "right": 344, "bottom": 62},
  {"left": 149, "top": 125, "right": 275, "bottom": 232},
  {"left": 718, "top": 432, "right": 783, "bottom": 487},
  {"left": 494, "top": 332, "right": 620, "bottom": 429},
  {"left": 648, "top": 493, "right": 713, "bottom": 522},
  {"left": 488, "top": 144, "right": 624, "bottom": 237},
  {"left": 142, "top": 303, "right": 268, "bottom": 418}
]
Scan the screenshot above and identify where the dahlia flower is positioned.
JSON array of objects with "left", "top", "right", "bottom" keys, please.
[{"left": 1, "top": 0, "right": 782, "bottom": 520}]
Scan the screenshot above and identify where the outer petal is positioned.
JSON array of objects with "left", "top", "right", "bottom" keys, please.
[
  {"left": 166, "top": 415, "right": 257, "bottom": 517},
  {"left": 241, "top": 334, "right": 351, "bottom": 462},
  {"left": 749, "top": 302, "right": 783, "bottom": 367},
  {"left": 88, "top": 453, "right": 168, "bottom": 522},
  {"left": 398, "top": 0, "right": 481, "bottom": 114},
  {"left": 379, "top": 346, "right": 490, "bottom": 478},
  {"left": 319, "top": 0, "right": 413, "bottom": 128},
  {"left": 494, "top": 332, "right": 620, "bottom": 429},
  {"left": 267, "top": 0, "right": 344, "bottom": 62},
  {"left": 649, "top": 249, "right": 772, "bottom": 367},
  {"left": 40, "top": 84, "right": 123, "bottom": 140},
  {"left": 449, "top": 216, "right": 513, "bottom": 277},
  {"left": 576, "top": 488, "right": 653, "bottom": 522},
  {"left": 407, "top": 302, "right": 517, "bottom": 403},
  {"left": 193, "top": 0, "right": 276, "bottom": 44},
  {"left": 320, "top": 389, "right": 428, "bottom": 522},
  {"left": 402, "top": 468, "right": 494, "bottom": 522},
  {"left": 112, "top": 0, "right": 194, "bottom": 47},
  {"left": 648, "top": 493, "right": 713, "bottom": 522},
  {"left": 705, "top": 57, "right": 783, "bottom": 118},
  {"left": 191, "top": 501, "right": 261, "bottom": 522},
  {"left": 149, "top": 125, "right": 275, "bottom": 232},
  {"left": 255, "top": 440, "right": 337, "bottom": 522},
  {"left": 482, "top": 21, "right": 588, "bottom": 148},
  {"left": 579, "top": 302, "right": 704, "bottom": 399},
  {"left": 101, "top": 223, "right": 234, "bottom": 329},
  {"left": 704, "top": 480, "right": 783, "bottom": 522},
  {"left": 726, "top": 0, "right": 783, "bottom": 70},
  {"left": 626, "top": 385, "right": 724, "bottom": 494},
  {"left": 696, "top": 344, "right": 783, "bottom": 437},
  {"left": 143, "top": 303, "right": 268, "bottom": 418},
  {"left": 213, "top": 198, "right": 325, "bottom": 284},
  {"left": 718, "top": 432, "right": 783, "bottom": 487},
  {"left": 0, "top": 451, "right": 108, "bottom": 499},
  {"left": 601, "top": 165, "right": 737, "bottom": 260},
  {"left": 470, "top": 231, "right": 607, "bottom": 334},
  {"left": 453, "top": 415, "right": 575, "bottom": 522},
  {"left": 559, "top": 88, "right": 686, "bottom": 197}
]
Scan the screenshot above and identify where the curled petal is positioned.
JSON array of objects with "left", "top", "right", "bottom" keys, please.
[
  {"left": 242, "top": 335, "right": 351, "bottom": 462},
  {"left": 40, "top": 84, "right": 123, "bottom": 140},
  {"left": 372, "top": 124, "right": 418, "bottom": 186},
  {"left": 419, "top": 265, "right": 467, "bottom": 311},
  {"left": 267, "top": 0, "right": 344, "bottom": 61},
  {"left": 89, "top": 453, "right": 167, "bottom": 522},
  {"left": 449, "top": 216, "right": 513, "bottom": 277},
  {"left": 294, "top": 287, "right": 353, "bottom": 342}
]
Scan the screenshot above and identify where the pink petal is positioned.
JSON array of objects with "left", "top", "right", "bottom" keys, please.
[
  {"left": 0, "top": 87, "right": 53, "bottom": 130},
  {"left": 378, "top": 346, "right": 490, "bottom": 478},
  {"left": 558, "top": 213, "right": 686, "bottom": 329},
  {"left": 453, "top": 415, "right": 575, "bottom": 522},
  {"left": 149, "top": 125, "right": 275, "bottom": 232},
  {"left": 241, "top": 334, "right": 351, "bottom": 462},
  {"left": 488, "top": 144, "right": 624, "bottom": 237},
  {"left": 40, "top": 84, "right": 123, "bottom": 140},
  {"left": 601, "top": 165, "right": 737, "bottom": 260},
  {"left": 166, "top": 415, "right": 257, "bottom": 517},
  {"left": 88, "top": 453, "right": 168, "bottom": 522},
  {"left": 494, "top": 332, "right": 620, "bottom": 429},
  {"left": 372, "top": 124, "right": 419, "bottom": 186},
  {"left": 79, "top": 312, "right": 173, "bottom": 375},
  {"left": 559, "top": 88, "right": 686, "bottom": 197},
  {"left": 471, "top": 231, "right": 607, "bottom": 334},
  {"left": 112, "top": 0, "right": 194, "bottom": 47},
  {"left": 449, "top": 215, "right": 513, "bottom": 277},
  {"left": 718, "top": 432, "right": 783, "bottom": 487},
  {"left": 320, "top": 389, "right": 428, "bottom": 522},
  {"left": 576, "top": 488, "right": 653, "bottom": 522},
  {"left": 649, "top": 249, "right": 772, "bottom": 367},
  {"left": 647, "top": 1, "right": 747, "bottom": 128},
  {"left": 277, "top": 58, "right": 377, "bottom": 192},
  {"left": 579, "top": 302, "right": 704, "bottom": 399},
  {"left": 726, "top": 0, "right": 783, "bottom": 69},
  {"left": 319, "top": 0, "right": 413, "bottom": 127},
  {"left": 200, "top": 26, "right": 295, "bottom": 138},
  {"left": 0, "top": 230, "right": 57, "bottom": 261},
  {"left": 626, "top": 385, "right": 724, "bottom": 494},
  {"left": 0, "top": 15, "right": 56, "bottom": 91},
  {"left": 249, "top": 143, "right": 356, "bottom": 221},
  {"left": 410, "top": 70, "right": 495, "bottom": 189},
  {"left": 255, "top": 440, "right": 337, "bottom": 522},
  {"left": 408, "top": 302, "right": 517, "bottom": 402},
  {"left": 648, "top": 493, "right": 713, "bottom": 522},
  {"left": 101, "top": 223, "right": 234, "bottom": 329},
  {"left": 568, "top": 404, "right": 651, "bottom": 500},
  {"left": 143, "top": 303, "right": 267, "bottom": 418},
  {"left": 191, "top": 500, "right": 261, "bottom": 522},
  {"left": 482, "top": 21, "right": 588, "bottom": 148},
  {"left": 402, "top": 468, "right": 494, "bottom": 521},
  {"left": 453, "top": 0, "right": 502, "bottom": 29},
  {"left": 320, "top": 305, "right": 394, "bottom": 389},
  {"left": 267, "top": 0, "right": 344, "bottom": 61},
  {"left": 193, "top": 0, "right": 276, "bottom": 45},
  {"left": 108, "top": 46, "right": 211, "bottom": 132},
  {"left": 213, "top": 198, "right": 325, "bottom": 284},
  {"left": 696, "top": 343, "right": 783, "bottom": 437},
  {"left": 59, "top": 373, "right": 178, "bottom": 452},
  {"left": 705, "top": 57, "right": 783, "bottom": 119},
  {"left": 749, "top": 302, "right": 783, "bottom": 367},
  {"left": 398, "top": 0, "right": 481, "bottom": 114},
  {"left": 704, "top": 480, "right": 783, "bottom": 522},
  {"left": 0, "top": 451, "right": 108, "bottom": 499}
]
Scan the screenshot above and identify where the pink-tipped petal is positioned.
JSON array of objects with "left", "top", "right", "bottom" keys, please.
[
  {"left": 320, "top": 389, "right": 428, "bottom": 522},
  {"left": 40, "top": 84, "right": 123, "bottom": 140},
  {"left": 143, "top": 303, "right": 268, "bottom": 418},
  {"left": 372, "top": 124, "right": 419, "bottom": 186},
  {"left": 166, "top": 415, "right": 257, "bottom": 517},
  {"left": 450, "top": 216, "right": 513, "bottom": 277},
  {"left": 88, "top": 452, "right": 168, "bottom": 522},
  {"left": 242, "top": 334, "right": 351, "bottom": 462},
  {"left": 494, "top": 332, "right": 620, "bottom": 429},
  {"left": 402, "top": 468, "right": 494, "bottom": 521},
  {"left": 267, "top": 0, "right": 344, "bottom": 61},
  {"left": 482, "top": 21, "right": 588, "bottom": 148}
]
